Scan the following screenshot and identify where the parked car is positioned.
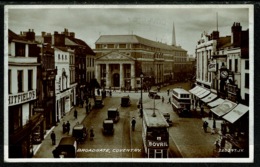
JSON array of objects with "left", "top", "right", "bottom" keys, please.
[
  {"left": 121, "top": 96, "right": 131, "bottom": 107},
  {"left": 148, "top": 91, "right": 160, "bottom": 99},
  {"left": 163, "top": 113, "right": 173, "bottom": 126},
  {"left": 52, "top": 137, "right": 77, "bottom": 158},
  {"left": 72, "top": 124, "right": 88, "bottom": 143},
  {"left": 94, "top": 96, "right": 104, "bottom": 108},
  {"left": 102, "top": 119, "right": 114, "bottom": 135},
  {"left": 32, "top": 126, "right": 42, "bottom": 144},
  {"left": 107, "top": 108, "right": 120, "bottom": 123}
]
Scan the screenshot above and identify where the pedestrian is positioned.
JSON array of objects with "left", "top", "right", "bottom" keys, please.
[
  {"left": 203, "top": 121, "right": 208, "bottom": 133},
  {"left": 211, "top": 119, "right": 216, "bottom": 135},
  {"left": 167, "top": 97, "right": 171, "bottom": 104},
  {"left": 90, "top": 126, "right": 94, "bottom": 140},
  {"left": 66, "top": 121, "right": 70, "bottom": 135},
  {"left": 109, "top": 90, "right": 112, "bottom": 97},
  {"left": 97, "top": 89, "right": 100, "bottom": 96},
  {"left": 167, "top": 89, "right": 170, "bottom": 96},
  {"left": 86, "top": 104, "right": 89, "bottom": 114},
  {"left": 62, "top": 122, "right": 66, "bottom": 134},
  {"left": 51, "top": 131, "right": 56, "bottom": 145},
  {"left": 162, "top": 96, "right": 164, "bottom": 103},
  {"left": 131, "top": 117, "right": 136, "bottom": 131},
  {"left": 88, "top": 102, "right": 91, "bottom": 111},
  {"left": 74, "top": 109, "right": 78, "bottom": 119},
  {"left": 200, "top": 105, "right": 204, "bottom": 117}
]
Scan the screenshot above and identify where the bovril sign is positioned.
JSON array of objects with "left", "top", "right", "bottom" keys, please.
[{"left": 147, "top": 140, "right": 169, "bottom": 148}]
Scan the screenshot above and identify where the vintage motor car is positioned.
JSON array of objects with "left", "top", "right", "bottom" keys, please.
[
  {"left": 148, "top": 91, "right": 160, "bottom": 99},
  {"left": 107, "top": 108, "right": 120, "bottom": 123},
  {"left": 163, "top": 113, "right": 173, "bottom": 126},
  {"left": 72, "top": 124, "right": 88, "bottom": 143},
  {"left": 52, "top": 137, "right": 77, "bottom": 158},
  {"left": 102, "top": 119, "right": 114, "bottom": 135},
  {"left": 94, "top": 96, "right": 104, "bottom": 108},
  {"left": 121, "top": 96, "right": 131, "bottom": 107}
]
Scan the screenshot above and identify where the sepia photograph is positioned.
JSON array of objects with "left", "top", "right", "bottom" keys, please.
[{"left": 4, "top": 4, "right": 254, "bottom": 163}]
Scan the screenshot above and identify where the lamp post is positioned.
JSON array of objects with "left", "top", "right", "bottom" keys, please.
[
  {"left": 152, "top": 94, "right": 156, "bottom": 117},
  {"left": 140, "top": 73, "right": 143, "bottom": 117}
]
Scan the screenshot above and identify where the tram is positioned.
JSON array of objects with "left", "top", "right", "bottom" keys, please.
[
  {"left": 171, "top": 88, "right": 191, "bottom": 117},
  {"left": 142, "top": 108, "right": 169, "bottom": 158}
]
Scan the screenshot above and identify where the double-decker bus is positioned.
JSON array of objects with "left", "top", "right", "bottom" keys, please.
[
  {"left": 171, "top": 88, "right": 191, "bottom": 116},
  {"left": 142, "top": 108, "right": 169, "bottom": 158}
]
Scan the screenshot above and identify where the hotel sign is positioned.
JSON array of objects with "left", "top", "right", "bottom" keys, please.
[{"left": 9, "top": 90, "right": 36, "bottom": 106}]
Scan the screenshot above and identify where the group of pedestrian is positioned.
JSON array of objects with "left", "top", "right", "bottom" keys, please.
[{"left": 62, "top": 121, "right": 71, "bottom": 135}]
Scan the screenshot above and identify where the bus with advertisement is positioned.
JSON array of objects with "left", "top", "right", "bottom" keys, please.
[
  {"left": 142, "top": 108, "right": 169, "bottom": 158},
  {"left": 171, "top": 88, "right": 191, "bottom": 117}
]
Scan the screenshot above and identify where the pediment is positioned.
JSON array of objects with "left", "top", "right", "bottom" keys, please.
[{"left": 97, "top": 52, "right": 134, "bottom": 61}]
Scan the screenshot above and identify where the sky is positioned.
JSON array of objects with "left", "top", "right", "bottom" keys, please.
[{"left": 6, "top": 5, "right": 251, "bottom": 55}]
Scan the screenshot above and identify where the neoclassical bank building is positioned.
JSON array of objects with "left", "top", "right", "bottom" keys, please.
[{"left": 94, "top": 35, "right": 188, "bottom": 90}]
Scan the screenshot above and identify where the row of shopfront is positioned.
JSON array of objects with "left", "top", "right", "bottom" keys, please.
[{"left": 189, "top": 85, "right": 249, "bottom": 157}]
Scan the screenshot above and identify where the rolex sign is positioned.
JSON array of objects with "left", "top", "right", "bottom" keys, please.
[{"left": 208, "top": 62, "right": 217, "bottom": 72}]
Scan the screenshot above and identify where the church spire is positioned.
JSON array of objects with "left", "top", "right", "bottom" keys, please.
[{"left": 172, "top": 21, "right": 176, "bottom": 46}]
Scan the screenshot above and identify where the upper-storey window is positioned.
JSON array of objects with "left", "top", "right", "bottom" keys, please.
[
  {"left": 15, "top": 43, "right": 25, "bottom": 57},
  {"left": 17, "top": 70, "right": 23, "bottom": 93},
  {"left": 108, "top": 44, "right": 114, "bottom": 48},
  {"left": 119, "top": 44, "right": 126, "bottom": 48},
  {"left": 28, "top": 70, "right": 33, "bottom": 90}
]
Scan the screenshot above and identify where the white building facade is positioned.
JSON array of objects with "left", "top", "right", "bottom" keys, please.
[{"left": 54, "top": 47, "right": 71, "bottom": 122}]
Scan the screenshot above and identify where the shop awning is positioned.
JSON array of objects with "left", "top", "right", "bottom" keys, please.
[
  {"left": 201, "top": 93, "right": 218, "bottom": 103},
  {"left": 210, "top": 99, "right": 237, "bottom": 117},
  {"left": 207, "top": 98, "right": 225, "bottom": 108},
  {"left": 197, "top": 89, "right": 210, "bottom": 99},
  {"left": 189, "top": 86, "right": 201, "bottom": 94},
  {"left": 223, "top": 104, "right": 249, "bottom": 123}
]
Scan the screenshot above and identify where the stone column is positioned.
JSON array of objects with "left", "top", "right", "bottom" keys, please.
[
  {"left": 95, "top": 64, "right": 100, "bottom": 84},
  {"left": 130, "top": 63, "right": 135, "bottom": 89},
  {"left": 106, "top": 63, "right": 110, "bottom": 88},
  {"left": 120, "top": 63, "right": 124, "bottom": 88}
]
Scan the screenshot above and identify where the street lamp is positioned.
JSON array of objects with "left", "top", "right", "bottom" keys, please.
[
  {"left": 140, "top": 73, "right": 143, "bottom": 117},
  {"left": 152, "top": 94, "right": 156, "bottom": 117}
]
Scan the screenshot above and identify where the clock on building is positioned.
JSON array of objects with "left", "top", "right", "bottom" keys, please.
[{"left": 220, "top": 70, "right": 229, "bottom": 80}]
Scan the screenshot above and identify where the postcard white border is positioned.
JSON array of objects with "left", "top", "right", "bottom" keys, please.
[{"left": 4, "top": 4, "right": 254, "bottom": 163}]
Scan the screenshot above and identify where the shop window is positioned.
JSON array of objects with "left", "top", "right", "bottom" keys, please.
[
  {"left": 12, "top": 105, "right": 22, "bottom": 131},
  {"left": 17, "top": 70, "right": 23, "bottom": 93}
]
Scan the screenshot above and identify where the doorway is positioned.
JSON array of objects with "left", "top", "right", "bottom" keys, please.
[{"left": 113, "top": 73, "right": 120, "bottom": 87}]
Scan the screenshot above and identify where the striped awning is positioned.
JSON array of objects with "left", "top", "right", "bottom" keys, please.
[
  {"left": 201, "top": 93, "right": 218, "bottom": 103},
  {"left": 210, "top": 99, "right": 237, "bottom": 117},
  {"left": 207, "top": 98, "right": 225, "bottom": 108},
  {"left": 223, "top": 104, "right": 249, "bottom": 123}
]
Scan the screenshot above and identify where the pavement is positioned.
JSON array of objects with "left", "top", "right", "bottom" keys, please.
[
  {"left": 33, "top": 82, "right": 222, "bottom": 158},
  {"left": 33, "top": 98, "right": 94, "bottom": 158}
]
